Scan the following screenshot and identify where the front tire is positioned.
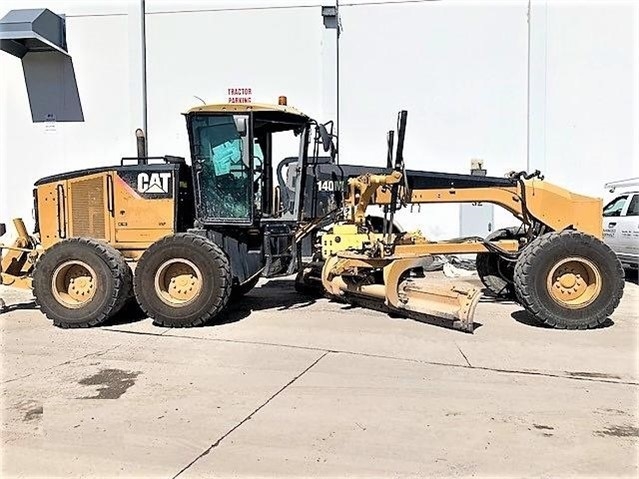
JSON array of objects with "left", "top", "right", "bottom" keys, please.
[
  {"left": 33, "top": 238, "right": 132, "bottom": 328},
  {"left": 476, "top": 227, "right": 523, "bottom": 299},
  {"left": 513, "top": 230, "right": 624, "bottom": 329},
  {"left": 134, "top": 234, "right": 232, "bottom": 327}
]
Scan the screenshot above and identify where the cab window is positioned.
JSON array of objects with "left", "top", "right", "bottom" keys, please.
[
  {"left": 603, "top": 195, "right": 628, "bottom": 217},
  {"left": 625, "top": 195, "right": 639, "bottom": 217},
  {"left": 191, "top": 114, "right": 252, "bottom": 222},
  {"left": 252, "top": 139, "right": 264, "bottom": 212}
]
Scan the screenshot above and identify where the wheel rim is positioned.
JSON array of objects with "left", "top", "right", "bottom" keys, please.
[
  {"left": 51, "top": 260, "right": 98, "bottom": 308},
  {"left": 546, "top": 257, "right": 602, "bottom": 309},
  {"left": 154, "top": 258, "right": 203, "bottom": 306}
]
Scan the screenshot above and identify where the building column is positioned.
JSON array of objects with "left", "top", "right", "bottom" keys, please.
[{"left": 321, "top": 4, "right": 340, "bottom": 140}]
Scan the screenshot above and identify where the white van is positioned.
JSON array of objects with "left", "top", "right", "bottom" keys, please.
[{"left": 603, "top": 191, "right": 639, "bottom": 269}]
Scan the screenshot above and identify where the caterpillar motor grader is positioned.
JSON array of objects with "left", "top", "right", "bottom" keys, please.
[{"left": 0, "top": 101, "right": 625, "bottom": 332}]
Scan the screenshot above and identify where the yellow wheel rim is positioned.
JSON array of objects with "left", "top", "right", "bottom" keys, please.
[
  {"left": 546, "top": 257, "right": 602, "bottom": 309},
  {"left": 154, "top": 258, "right": 202, "bottom": 306},
  {"left": 51, "top": 260, "right": 98, "bottom": 308}
]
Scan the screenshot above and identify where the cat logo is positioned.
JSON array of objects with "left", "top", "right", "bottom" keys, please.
[{"left": 137, "top": 172, "right": 172, "bottom": 194}]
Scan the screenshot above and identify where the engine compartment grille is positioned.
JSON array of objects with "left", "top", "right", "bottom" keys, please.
[{"left": 70, "top": 177, "right": 105, "bottom": 239}]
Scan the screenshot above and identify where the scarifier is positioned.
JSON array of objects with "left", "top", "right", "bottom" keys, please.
[{"left": 0, "top": 101, "right": 625, "bottom": 331}]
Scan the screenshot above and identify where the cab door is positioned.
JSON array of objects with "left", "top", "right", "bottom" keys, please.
[
  {"left": 189, "top": 114, "right": 253, "bottom": 225},
  {"left": 614, "top": 193, "right": 639, "bottom": 264},
  {"left": 603, "top": 194, "right": 628, "bottom": 251}
]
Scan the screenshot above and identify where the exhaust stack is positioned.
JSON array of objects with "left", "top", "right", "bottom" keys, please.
[{"left": 135, "top": 128, "right": 147, "bottom": 164}]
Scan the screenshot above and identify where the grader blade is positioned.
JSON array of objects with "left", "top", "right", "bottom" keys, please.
[
  {"left": 321, "top": 255, "right": 483, "bottom": 332},
  {"left": 382, "top": 256, "right": 481, "bottom": 332},
  {"left": 0, "top": 218, "right": 37, "bottom": 290},
  {"left": 394, "top": 278, "right": 482, "bottom": 332}
]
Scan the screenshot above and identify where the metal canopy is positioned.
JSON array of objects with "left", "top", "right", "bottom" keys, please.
[
  {"left": 0, "top": 8, "right": 68, "bottom": 58},
  {"left": 0, "top": 8, "right": 82, "bottom": 122}
]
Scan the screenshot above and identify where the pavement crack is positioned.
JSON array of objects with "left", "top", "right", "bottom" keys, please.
[
  {"left": 172, "top": 351, "right": 330, "bottom": 478},
  {"left": 105, "top": 327, "right": 331, "bottom": 353},
  {"left": 2, "top": 345, "right": 120, "bottom": 384},
  {"left": 455, "top": 343, "right": 472, "bottom": 367},
  {"left": 103, "top": 328, "right": 639, "bottom": 387}
]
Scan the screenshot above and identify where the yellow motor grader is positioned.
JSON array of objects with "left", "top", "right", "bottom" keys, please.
[{"left": 0, "top": 103, "right": 625, "bottom": 332}]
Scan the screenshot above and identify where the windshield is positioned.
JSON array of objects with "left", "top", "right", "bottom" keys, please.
[
  {"left": 603, "top": 195, "right": 628, "bottom": 217},
  {"left": 190, "top": 114, "right": 252, "bottom": 222},
  {"left": 187, "top": 112, "right": 311, "bottom": 223}
]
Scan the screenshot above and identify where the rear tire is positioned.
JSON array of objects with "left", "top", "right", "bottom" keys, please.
[
  {"left": 134, "top": 233, "right": 232, "bottom": 327},
  {"left": 476, "top": 253, "right": 515, "bottom": 299},
  {"left": 476, "top": 227, "right": 522, "bottom": 299},
  {"left": 33, "top": 238, "right": 132, "bottom": 328},
  {"left": 513, "top": 230, "right": 624, "bottom": 329}
]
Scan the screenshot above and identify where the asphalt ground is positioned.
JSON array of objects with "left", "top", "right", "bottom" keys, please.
[{"left": 1, "top": 272, "right": 638, "bottom": 478}]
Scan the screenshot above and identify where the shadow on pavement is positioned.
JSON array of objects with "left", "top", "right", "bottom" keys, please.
[
  {"left": 337, "top": 294, "right": 483, "bottom": 333},
  {"left": 104, "top": 299, "right": 148, "bottom": 326},
  {"left": 215, "top": 279, "right": 319, "bottom": 326},
  {"left": 0, "top": 300, "right": 39, "bottom": 315},
  {"left": 624, "top": 269, "right": 638, "bottom": 285},
  {"left": 511, "top": 309, "right": 614, "bottom": 330},
  {"left": 478, "top": 289, "right": 517, "bottom": 304},
  {"left": 102, "top": 279, "right": 320, "bottom": 328}
]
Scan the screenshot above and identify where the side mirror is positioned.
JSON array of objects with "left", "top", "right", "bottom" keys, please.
[
  {"left": 0, "top": 223, "right": 5, "bottom": 237},
  {"left": 318, "top": 122, "right": 337, "bottom": 161},
  {"left": 318, "top": 124, "right": 333, "bottom": 152}
]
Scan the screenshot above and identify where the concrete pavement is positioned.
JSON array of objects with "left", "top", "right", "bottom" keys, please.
[{"left": 1, "top": 274, "right": 638, "bottom": 477}]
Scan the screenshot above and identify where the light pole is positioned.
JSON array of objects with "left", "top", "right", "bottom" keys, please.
[
  {"left": 139, "top": 0, "right": 148, "bottom": 157},
  {"left": 526, "top": 0, "right": 531, "bottom": 172},
  {"left": 321, "top": 2, "right": 341, "bottom": 162}
]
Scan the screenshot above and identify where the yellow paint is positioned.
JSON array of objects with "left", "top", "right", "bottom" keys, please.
[
  {"left": 0, "top": 219, "right": 38, "bottom": 290},
  {"left": 346, "top": 172, "right": 603, "bottom": 239},
  {"left": 185, "top": 102, "right": 308, "bottom": 118},
  {"left": 322, "top": 224, "right": 375, "bottom": 258},
  {"left": 112, "top": 172, "right": 175, "bottom": 245},
  {"left": 546, "top": 257, "right": 602, "bottom": 308},
  {"left": 524, "top": 179, "right": 602, "bottom": 238},
  {"left": 37, "top": 181, "right": 65, "bottom": 249},
  {"left": 0, "top": 272, "right": 32, "bottom": 289}
]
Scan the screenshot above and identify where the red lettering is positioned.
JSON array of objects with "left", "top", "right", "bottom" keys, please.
[{"left": 227, "top": 88, "right": 253, "bottom": 104}]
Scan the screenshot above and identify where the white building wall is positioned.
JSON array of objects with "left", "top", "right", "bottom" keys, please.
[
  {"left": 143, "top": 5, "right": 323, "bottom": 164},
  {"left": 339, "top": 1, "right": 529, "bottom": 237},
  {"left": 0, "top": 10, "right": 131, "bottom": 229},
  {"left": 0, "top": 0, "right": 637, "bottom": 241},
  {"left": 0, "top": 0, "right": 324, "bottom": 232},
  {"left": 528, "top": 0, "right": 639, "bottom": 195}
]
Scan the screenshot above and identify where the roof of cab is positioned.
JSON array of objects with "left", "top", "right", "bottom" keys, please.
[{"left": 185, "top": 102, "right": 308, "bottom": 118}]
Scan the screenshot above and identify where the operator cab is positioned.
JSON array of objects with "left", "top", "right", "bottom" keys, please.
[{"left": 184, "top": 102, "right": 312, "bottom": 227}]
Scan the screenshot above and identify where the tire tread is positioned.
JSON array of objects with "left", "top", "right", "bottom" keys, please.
[
  {"left": 133, "top": 233, "right": 232, "bottom": 327},
  {"left": 33, "top": 238, "right": 132, "bottom": 328},
  {"left": 513, "top": 230, "right": 624, "bottom": 329}
]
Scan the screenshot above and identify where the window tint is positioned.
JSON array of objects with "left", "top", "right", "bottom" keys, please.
[
  {"left": 253, "top": 139, "right": 264, "bottom": 169},
  {"left": 191, "top": 114, "right": 251, "bottom": 221},
  {"left": 603, "top": 195, "right": 628, "bottom": 217},
  {"left": 625, "top": 195, "right": 639, "bottom": 217},
  {"left": 252, "top": 139, "right": 264, "bottom": 212}
]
